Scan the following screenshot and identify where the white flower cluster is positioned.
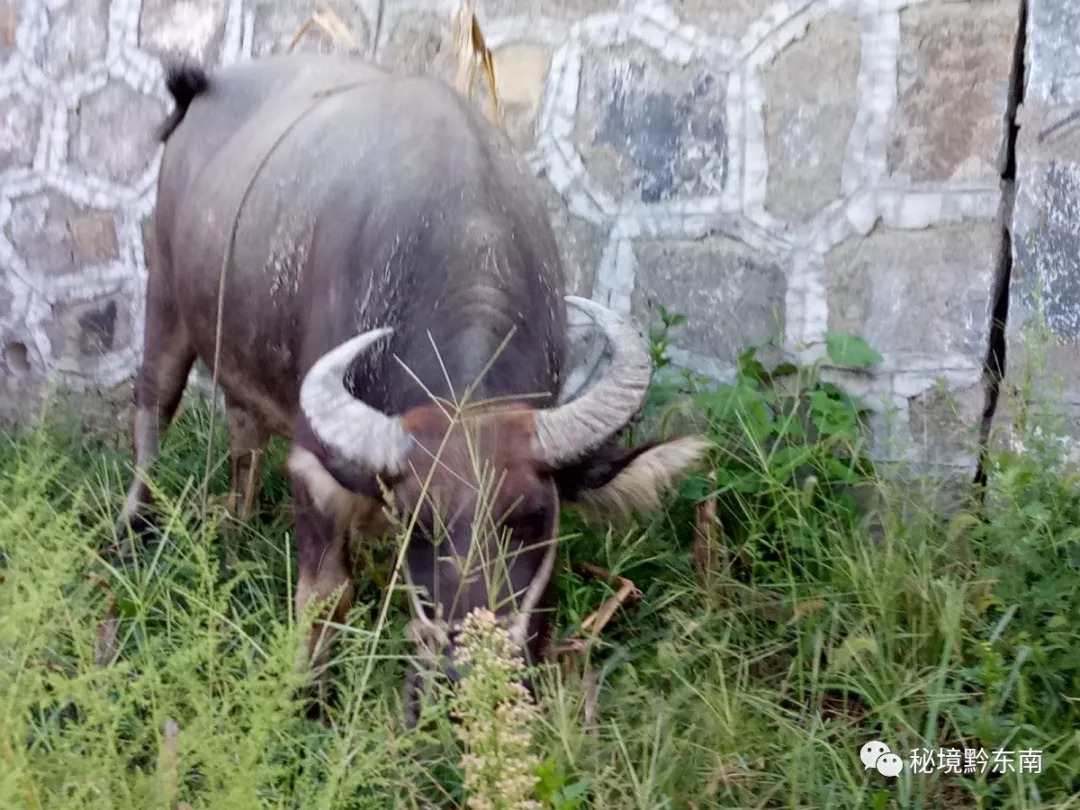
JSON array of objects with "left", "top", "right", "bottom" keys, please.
[{"left": 451, "top": 608, "right": 543, "bottom": 810}]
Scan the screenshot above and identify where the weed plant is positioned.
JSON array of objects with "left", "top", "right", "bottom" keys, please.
[{"left": 1, "top": 316, "right": 1078, "bottom": 809}]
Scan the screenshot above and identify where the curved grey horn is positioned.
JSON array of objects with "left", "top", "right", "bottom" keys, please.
[
  {"left": 299, "top": 328, "right": 413, "bottom": 475},
  {"left": 532, "top": 296, "right": 652, "bottom": 467}
]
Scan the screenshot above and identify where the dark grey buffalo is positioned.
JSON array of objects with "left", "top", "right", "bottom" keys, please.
[{"left": 118, "top": 52, "right": 710, "bottom": 717}]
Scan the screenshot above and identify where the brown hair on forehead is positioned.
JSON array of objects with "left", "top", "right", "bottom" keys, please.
[{"left": 397, "top": 402, "right": 550, "bottom": 517}]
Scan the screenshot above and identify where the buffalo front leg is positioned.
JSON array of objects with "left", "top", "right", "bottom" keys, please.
[
  {"left": 226, "top": 404, "right": 269, "bottom": 523},
  {"left": 289, "top": 454, "right": 355, "bottom": 717}
]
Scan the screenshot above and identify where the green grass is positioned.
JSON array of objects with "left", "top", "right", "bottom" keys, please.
[{"left": 2, "top": 328, "right": 1080, "bottom": 809}]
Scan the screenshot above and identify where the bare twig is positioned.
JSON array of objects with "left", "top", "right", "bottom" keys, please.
[
  {"left": 452, "top": 1, "right": 476, "bottom": 96},
  {"left": 579, "top": 567, "right": 642, "bottom": 636},
  {"left": 287, "top": 16, "right": 316, "bottom": 52},
  {"left": 551, "top": 563, "right": 644, "bottom": 735},
  {"left": 554, "top": 562, "right": 642, "bottom": 649}
]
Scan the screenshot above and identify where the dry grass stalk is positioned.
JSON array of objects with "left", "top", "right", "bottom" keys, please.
[
  {"left": 691, "top": 468, "right": 717, "bottom": 591},
  {"left": 288, "top": 5, "right": 363, "bottom": 55},
  {"left": 692, "top": 472, "right": 717, "bottom": 582},
  {"left": 692, "top": 471, "right": 733, "bottom": 603},
  {"left": 452, "top": 0, "right": 503, "bottom": 129}
]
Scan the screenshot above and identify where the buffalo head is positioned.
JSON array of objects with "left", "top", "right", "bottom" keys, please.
[{"left": 294, "top": 297, "right": 710, "bottom": 715}]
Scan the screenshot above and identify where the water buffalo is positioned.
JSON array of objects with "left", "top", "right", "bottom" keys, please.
[{"left": 118, "top": 52, "right": 710, "bottom": 718}]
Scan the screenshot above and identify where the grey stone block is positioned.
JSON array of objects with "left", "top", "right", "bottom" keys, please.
[
  {"left": 0, "top": 89, "right": 41, "bottom": 171},
  {"left": 1013, "top": 160, "right": 1080, "bottom": 341},
  {"left": 0, "top": 373, "right": 134, "bottom": 440},
  {"left": 763, "top": 12, "right": 859, "bottom": 222},
  {"left": 44, "top": 0, "right": 109, "bottom": 79},
  {"left": 888, "top": 0, "right": 1015, "bottom": 184},
  {"left": 1007, "top": 149, "right": 1080, "bottom": 396},
  {"left": 139, "top": 0, "right": 227, "bottom": 63},
  {"left": 666, "top": 0, "right": 774, "bottom": 42},
  {"left": 71, "top": 211, "right": 120, "bottom": 265},
  {"left": 907, "top": 382, "right": 986, "bottom": 468},
  {"left": 575, "top": 44, "right": 727, "bottom": 204},
  {"left": 1026, "top": 0, "right": 1080, "bottom": 107},
  {"left": 69, "top": 82, "right": 165, "bottom": 186},
  {"left": 379, "top": 11, "right": 453, "bottom": 80},
  {"left": 44, "top": 294, "right": 130, "bottom": 360},
  {"left": 632, "top": 235, "right": 786, "bottom": 363},
  {"left": 1003, "top": 0, "right": 1080, "bottom": 401},
  {"left": 826, "top": 222, "right": 997, "bottom": 364},
  {"left": 5, "top": 191, "right": 120, "bottom": 277}
]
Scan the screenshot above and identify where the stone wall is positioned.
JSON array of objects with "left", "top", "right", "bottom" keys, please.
[
  {"left": 1003, "top": 0, "right": 1080, "bottom": 437},
  {"left": 0, "top": 0, "right": 1037, "bottom": 477}
]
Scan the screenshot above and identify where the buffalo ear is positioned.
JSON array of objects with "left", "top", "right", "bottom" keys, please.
[
  {"left": 317, "top": 451, "right": 390, "bottom": 500},
  {"left": 289, "top": 442, "right": 391, "bottom": 506},
  {"left": 551, "top": 435, "right": 712, "bottom": 520}
]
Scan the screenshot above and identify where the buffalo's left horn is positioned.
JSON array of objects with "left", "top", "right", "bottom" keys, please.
[
  {"left": 299, "top": 327, "right": 413, "bottom": 475},
  {"left": 532, "top": 296, "right": 652, "bottom": 468}
]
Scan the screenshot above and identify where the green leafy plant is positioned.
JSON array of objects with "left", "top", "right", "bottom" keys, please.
[
  {"left": 637, "top": 309, "right": 877, "bottom": 577},
  {"left": 2, "top": 313, "right": 1079, "bottom": 810}
]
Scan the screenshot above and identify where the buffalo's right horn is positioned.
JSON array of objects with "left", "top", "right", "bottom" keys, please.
[
  {"left": 532, "top": 296, "right": 652, "bottom": 468},
  {"left": 299, "top": 328, "right": 413, "bottom": 475}
]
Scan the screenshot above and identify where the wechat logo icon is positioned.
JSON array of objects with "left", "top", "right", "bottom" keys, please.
[{"left": 861, "top": 740, "right": 904, "bottom": 778}]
